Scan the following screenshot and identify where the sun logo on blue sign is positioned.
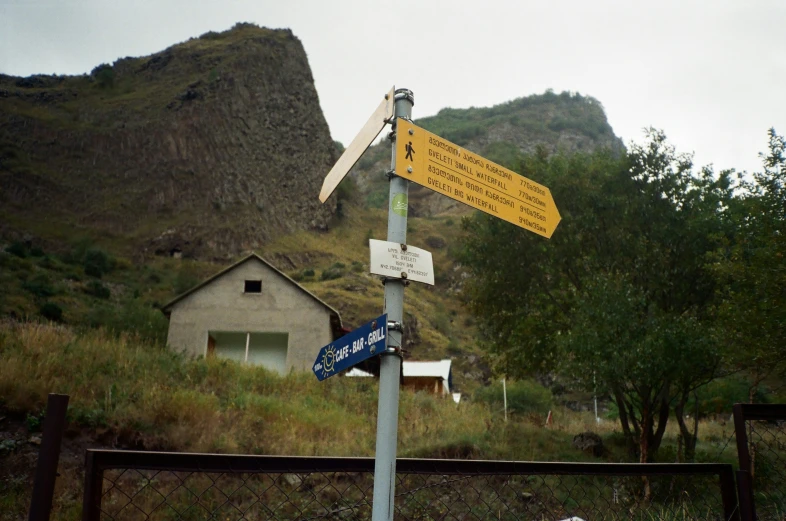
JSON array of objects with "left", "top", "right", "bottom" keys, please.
[{"left": 321, "top": 345, "right": 336, "bottom": 377}]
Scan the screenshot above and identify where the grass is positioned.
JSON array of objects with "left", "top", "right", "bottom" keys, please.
[
  {"left": 0, "top": 321, "right": 746, "bottom": 463},
  {"left": 0, "top": 321, "right": 491, "bottom": 455},
  {"left": 0, "top": 320, "right": 767, "bottom": 520}
]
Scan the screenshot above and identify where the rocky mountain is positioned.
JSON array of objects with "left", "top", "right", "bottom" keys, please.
[
  {"left": 0, "top": 24, "right": 338, "bottom": 260},
  {"left": 349, "top": 90, "right": 624, "bottom": 217},
  {"left": 0, "top": 24, "right": 625, "bottom": 377}
]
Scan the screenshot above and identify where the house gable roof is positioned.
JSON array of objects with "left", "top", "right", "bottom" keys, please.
[{"left": 161, "top": 253, "right": 342, "bottom": 330}]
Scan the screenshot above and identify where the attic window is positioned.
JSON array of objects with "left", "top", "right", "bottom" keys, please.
[{"left": 244, "top": 280, "right": 262, "bottom": 293}]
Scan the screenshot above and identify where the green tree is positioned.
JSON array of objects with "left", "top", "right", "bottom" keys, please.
[
  {"left": 711, "top": 128, "right": 786, "bottom": 400},
  {"left": 460, "top": 131, "right": 733, "bottom": 461}
]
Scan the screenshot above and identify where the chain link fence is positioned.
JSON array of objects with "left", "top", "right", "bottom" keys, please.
[
  {"left": 733, "top": 404, "right": 786, "bottom": 521},
  {"left": 83, "top": 450, "right": 738, "bottom": 521}
]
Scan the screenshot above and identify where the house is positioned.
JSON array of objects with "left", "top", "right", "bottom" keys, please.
[
  {"left": 162, "top": 253, "right": 343, "bottom": 374},
  {"left": 347, "top": 359, "right": 455, "bottom": 398},
  {"left": 402, "top": 359, "right": 454, "bottom": 396}
]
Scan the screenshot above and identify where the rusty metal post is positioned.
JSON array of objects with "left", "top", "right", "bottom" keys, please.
[
  {"left": 28, "top": 393, "right": 69, "bottom": 521},
  {"left": 81, "top": 450, "right": 103, "bottom": 521},
  {"left": 736, "top": 470, "right": 755, "bottom": 521},
  {"left": 717, "top": 464, "right": 741, "bottom": 521},
  {"left": 732, "top": 404, "right": 751, "bottom": 472}
]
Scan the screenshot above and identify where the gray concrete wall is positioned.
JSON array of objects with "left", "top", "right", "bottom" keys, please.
[{"left": 166, "top": 259, "right": 334, "bottom": 372}]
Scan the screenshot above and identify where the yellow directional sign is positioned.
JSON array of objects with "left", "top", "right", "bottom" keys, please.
[{"left": 395, "top": 119, "right": 561, "bottom": 238}]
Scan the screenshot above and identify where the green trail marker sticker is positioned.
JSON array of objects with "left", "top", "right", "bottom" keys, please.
[{"left": 392, "top": 193, "right": 408, "bottom": 217}]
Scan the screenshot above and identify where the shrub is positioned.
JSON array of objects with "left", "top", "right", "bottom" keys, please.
[
  {"left": 366, "top": 190, "right": 388, "bottom": 209},
  {"left": 695, "top": 375, "right": 770, "bottom": 415},
  {"left": 83, "top": 248, "right": 113, "bottom": 278},
  {"left": 22, "top": 274, "right": 56, "bottom": 298},
  {"left": 5, "top": 242, "right": 27, "bottom": 258},
  {"left": 119, "top": 301, "right": 168, "bottom": 345},
  {"left": 433, "top": 312, "right": 451, "bottom": 335},
  {"left": 474, "top": 379, "right": 552, "bottom": 416},
  {"left": 62, "top": 237, "right": 92, "bottom": 265},
  {"left": 174, "top": 269, "right": 199, "bottom": 294},
  {"left": 36, "top": 255, "right": 60, "bottom": 270},
  {"left": 25, "top": 413, "right": 43, "bottom": 432},
  {"left": 91, "top": 63, "right": 115, "bottom": 89},
  {"left": 87, "top": 300, "right": 168, "bottom": 345},
  {"left": 320, "top": 263, "right": 345, "bottom": 281},
  {"left": 84, "top": 280, "right": 110, "bottom": 299},
  {"left": 336, "top": 177, "right": 357, "bottom": 203},
  {"left": 39, "top": 302, "right": 63, "bottom": 322}
]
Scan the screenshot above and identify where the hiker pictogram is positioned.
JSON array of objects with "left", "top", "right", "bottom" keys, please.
[{"left": 405, "top": 141, "right": 415, "bottom": 160}]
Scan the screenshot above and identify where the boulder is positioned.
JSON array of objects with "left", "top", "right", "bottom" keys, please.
[{"left": 572, "top": 431, "right": 605, "bottom": 457}]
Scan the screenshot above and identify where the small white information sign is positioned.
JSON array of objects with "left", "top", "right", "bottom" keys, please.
[{"left": 369, "top": 239, "right": 435, "bottom": 285}]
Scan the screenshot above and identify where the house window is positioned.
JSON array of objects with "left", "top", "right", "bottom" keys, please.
[
  {"left": 207, "top": 331, "right": 288, "bottom": 374},
  {"left": 244, "top": 280, "right": 262, "bottom": 293}
]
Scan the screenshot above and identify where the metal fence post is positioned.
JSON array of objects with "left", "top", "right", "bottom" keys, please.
[
  {"left": 28, "top": 393, "right": 69, "bottom": 521},
  {"left": 732, "top": 404, "right": 751, "bottom": 472},
  {"left": 736, "top": 470, "right": 755, "bottom": 521},
  {"left": 717, "top": 464, "right": 741, "bottom": 521},
  {"left": 81, "top": 450, "right": 103, "bottom": 521},
  {"left": 732, "top": 403, "right": 759, "bottom": 521}
]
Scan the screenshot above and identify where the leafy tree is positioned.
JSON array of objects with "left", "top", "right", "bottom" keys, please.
[
  {"left": 460, "top": 131, "right": 733, "bottom": 461},
  {"left": 711, "top": 128, "right": 786, "bottom": 400}
]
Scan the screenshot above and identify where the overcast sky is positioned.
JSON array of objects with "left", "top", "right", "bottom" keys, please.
[{"left": 2, "top": 0, "right": 784, "bottom": 175}]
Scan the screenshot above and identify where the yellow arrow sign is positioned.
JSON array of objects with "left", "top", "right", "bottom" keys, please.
[{"left": 395, "top": 119, "right": 561, "bottom": 238}]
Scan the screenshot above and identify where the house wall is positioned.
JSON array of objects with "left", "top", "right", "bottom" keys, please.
[
  {"left": 402, "top": 376, "right": 448, "bottom": 396},
  {"left": 166, "top": 259, "right": 334, "bottom": 372}
]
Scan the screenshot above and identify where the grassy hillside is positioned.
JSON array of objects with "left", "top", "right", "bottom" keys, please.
[
  {"left": 0, "top": 198, "right": 486, "bottom": 387},
  {"left": 0, "top": 321, "right": 744, "bottom": 520}
]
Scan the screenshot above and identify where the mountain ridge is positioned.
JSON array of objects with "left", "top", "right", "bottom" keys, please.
[
  {"left": 349, "top": 90, "right": 624, "bottom": 217},
  {"left": 0, "top": 24, "right": 625, "bottom": 383},
  {"left": 0, "top": 23, "right": 338, "bottom": 261}
]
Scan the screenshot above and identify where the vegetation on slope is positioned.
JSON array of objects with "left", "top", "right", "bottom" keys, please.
[
  {"left": 460, "top": 127, "right": 786, "bottom": 462},
  {"left": 0, "top": 321, "right": 745, "bottom": 519}
]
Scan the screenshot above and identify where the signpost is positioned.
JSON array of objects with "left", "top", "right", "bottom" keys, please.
[
  {"left": 316, "top": 87, "right": 559, "bottom": 521},
  {"left": 312, "top": 314, "right": 387, "bottom": 381},
  {"left": 369, "top": 239, "right": 435, "bottom": 286},
  {"left": 319, "top": 87, "right": 395, "bottom": 203},
  {"left": 395, "top": 118, "right": 561, "bottom": 238}
]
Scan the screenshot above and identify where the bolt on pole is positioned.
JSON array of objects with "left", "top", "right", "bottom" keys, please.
[{"left": 371, "top": 87, "right": 413, "bottom": 521}]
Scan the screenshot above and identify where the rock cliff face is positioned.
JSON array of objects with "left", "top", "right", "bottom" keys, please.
[{"left": 0, "top": 24, "right": 337, "bottom": 259}]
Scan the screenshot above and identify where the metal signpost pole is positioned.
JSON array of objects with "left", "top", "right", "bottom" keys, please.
[{"left": 371, "top": 88, "right": 413, "bottom": 521}]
